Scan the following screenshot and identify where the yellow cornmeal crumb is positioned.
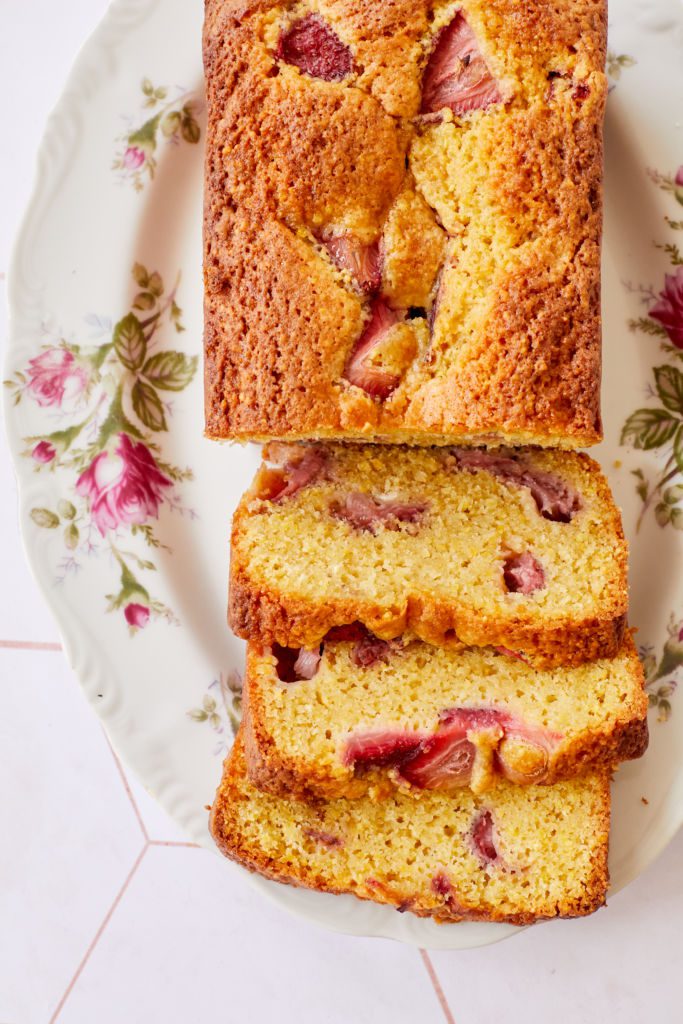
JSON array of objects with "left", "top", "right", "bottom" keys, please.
[
  {"left": 231, "top": 445, "right": 627, "bottom": 653},
  {"left": 247, "top": 633, "right": 646, "bottom": 796},
  {"left": 211, "top": 738, "right": 611, "bottom": 924}
]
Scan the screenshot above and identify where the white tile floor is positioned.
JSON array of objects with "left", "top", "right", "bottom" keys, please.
[{"left": 2, "top": 4, "right": 682, "bottom": 1023}]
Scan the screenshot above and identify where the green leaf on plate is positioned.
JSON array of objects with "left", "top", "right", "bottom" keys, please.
[
  {"left": 128, "top": 114, "right": 161, "bottom": 151},
  {"left": 161, "top": 111, "right": 181, "bottom": 138},
  {"left": 188, "top": 709, "right": 208, "bottom": 722},
  {"left": 147, "top": 271, "right": 164, "bottom": 297},
  {"left": 628, "top": 317, "right": 668, "bottom": 338},
  {"left": 133, "top": 291, "right": 156, "bottom": 312},
  {"left": 57, "top": 499, "right": 77, "bottom": 520},
  {"left": 181, "top": 115, "right": 200, "bottom": 145},
  {"left": 132, "top": 262, "right": 149, "bottom": 288},
  {"left": 655, "top": 502, "right": 671, "bottom": 526},
  {"left": 64, "top": 523, "right": 79, "bottom": 550},
  {"left": 621, "top": 407, "right": 679, "bottom": 450},
  {"left": 142, "top": 351, "right": 197, "bottom": 391},
  {"left": 113, "top": 313, "right": 147, "bottom": 371},
  {"left": 31, "top": 508, "right": 59, "bottom": 529},
  {"left": 655, "top": 365, "right": 683, "bottom": 414},
  {"left": 132, "top": 379, "right": 167, "bottom": 431},
  {"left": 673, "top": 424, "right": 683, "bottom": 473}
]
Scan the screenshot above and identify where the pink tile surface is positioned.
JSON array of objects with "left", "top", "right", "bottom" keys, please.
[
  {"left": 430, "top": 829, "right": 683, "bottom": 1024},
  {"left": 56, "top": 845, "right": 443, "bottom": 1024},
  {"left": 0, "top": 650, "right": 144, "bottom": 1023}
]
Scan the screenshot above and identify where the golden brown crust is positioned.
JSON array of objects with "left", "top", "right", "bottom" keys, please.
[
  {"left": 210, "top": 737, "right": 611, "bottom": 925},
  {"left": 242, "top": 637, "right": 648, "bottom": 802},
  {"left": 203, "top": 0, "right": 607, "bottom": 448},
  {"left": 229, "top": 564, "right": 627, "bottom": 669}
]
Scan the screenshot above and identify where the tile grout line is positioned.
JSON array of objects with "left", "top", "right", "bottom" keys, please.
[
  {"left": 420, "top": 950, "right": 457, "bottom": 1024},
  {"left": 0, "top": 639, "right": 62, "bottom": 651},
  {"left": 49, "top": 846, "right": 147, "bottom": 1024},
  {"left": 149, "top": 839, "right": 201, "bottom": 849},
  {"left": 103, "top": 729, "right": 149, "bottom": 842}
]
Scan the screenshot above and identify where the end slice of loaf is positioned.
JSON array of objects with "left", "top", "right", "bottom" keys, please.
[
  {"left": 229, "top": 443, "right": 628, "bottom": 666},
  {"left": 211, "top": 736, "right": 611, "bottom": 925},
  {"left": 243, "top": 631, "right": 648, "bottom": 800},
  {"left": 204, "top": 0, "right": 607, "bottom": 448}
]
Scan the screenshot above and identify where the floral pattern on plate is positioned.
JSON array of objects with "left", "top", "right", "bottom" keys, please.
[
  {"left": 622, "top": 165, "right": 683, "bottom": 531},
  {"left": 188, "top": 671, "right": 243, "bottom": 756},
  {"left": 4, "top": 264, "right": 197, "bottom": 632},
  {"left": 640, "top": 613, "right": 683, "bottom": 722},
  {"left": 113, "top": 78, "right": 201, "bottom": 191}
]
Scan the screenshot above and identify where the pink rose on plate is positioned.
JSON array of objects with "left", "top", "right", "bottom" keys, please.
[
  {"left": 124, "top": 603, "right": 150, "bottom": 629},
  {"left": 675, "top": 166, "right": 683, "bottom": 187},
  {"left": 76, "top": 432, "right": 173, "bottom": 536},
  {"left": 123, "top": 146, "right": 145, "bottom": 171},
  {"left": 26, "top": 348, "right": 88, "bottom": 408},
  {"left": 650, "top": 266, "right": 683, "bottom": 349},
  {"left": 32, "top": 441, "right": 57, "bottom": 464}
]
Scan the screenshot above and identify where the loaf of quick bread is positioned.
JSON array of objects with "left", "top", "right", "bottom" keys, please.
[
  {"left": 229, "top": 443, "right": 628, "bottom": 667},
  {"left": 242, "top": 631, "right": 648, "bottom": 800},
  {"left": 211, "top": 736, "right": 612, "bottom": 924},
  {"left": 203, "top": 0, "right": 607, "bottom": 447}
]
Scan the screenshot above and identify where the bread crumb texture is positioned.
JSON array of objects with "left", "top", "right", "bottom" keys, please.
[
  {"left": 211, "top": 737, "right": 611, "bottom": 924},
  {"left": 229, "top": 443, "right": 628, "bottom": 663},
  {"left": 244, "top": 631, "right": 647, "bottom": 799},
  {"left": 203, "top": 0, "right": 607, "bottom": 446}
]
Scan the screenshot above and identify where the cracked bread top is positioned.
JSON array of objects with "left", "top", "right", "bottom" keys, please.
[{"left": 204, "top": 0, "right": 607, "bottom": 447}]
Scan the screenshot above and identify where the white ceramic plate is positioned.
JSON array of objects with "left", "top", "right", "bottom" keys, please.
[{"left": 6, "top": 0, "right": 683, "bottom": 950}]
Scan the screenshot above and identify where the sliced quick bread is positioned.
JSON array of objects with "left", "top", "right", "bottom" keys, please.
[
  {"left": 211, "top": 736, "right": 611, "bottom": 925},
  {"left": 243, "top": 631, "right": 647, "bottom": 800},
  {"left": 230, "top": 443, "right": 628, "bottom": 667}
]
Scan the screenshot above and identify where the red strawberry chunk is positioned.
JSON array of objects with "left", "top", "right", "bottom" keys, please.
[
  {"left": 399, "top": 708, "right": 504, "bottom": 789},
  {"left": 495, "top": 725, "right": 560, "bottom": 785},
  {"left": 303, "top": 827, "right": 343, "bottom": 848},
  {"left": 318, "top": 233, "right": 382, "bottom": 294},
  {"left": 331, "top": 492, "right": 428, "bottom": 533},
  {"left": 470, "top": 809, "right": 499, "bottom": 866},
  {"left": 342, "top": 707, "right": 561, "bottom": 789},
  {"left": 342, "top": 730, "right": 424, "bottom": 768},
  {"left": 493, "top": 646, "right": 530, "bottom": 664},
  {"left": 431, "top": 872, "right": 453, "bottom": 898},
  {"left": 421, "top": 13, "right": 502, "bottom": 116},
  {"left": 503, "top": 552, "right": 546, "bottom": 595},
  {"left": 450, "top": 448, "right": 581, "bottom": 522},
  {"left": 351, "top": 633, "right": 402, "bottom": 668},
  {"left": 344, "top": 297, "right": 403, "bottom": 399},
  {"left": 272, "top": 644, "right": 321, "bottom": 682},
  {"left": 263, "top": 445, "right": 328, "bottom": 501},
  {"left": 277, "top": 14, "right": 353, "bottom": 82},
  {"left": 324, "top": 622, "right": 402, "bottom": 667},
  {"left": 293, "top": 646, "right": 323, "bottom": 679}
]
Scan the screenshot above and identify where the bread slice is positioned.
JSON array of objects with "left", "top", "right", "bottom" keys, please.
[
  {"left": 211, "top": 736, "right": 611, "bottom": 925},
  {"left": 242, "top": 631, "right": 647, "bottom": 800},
  {"left": 229, "top": 443, "right": 628, "bottom": 667},
  {"left": 204, "top": 0, "right": 606, "bottom": 448}
]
